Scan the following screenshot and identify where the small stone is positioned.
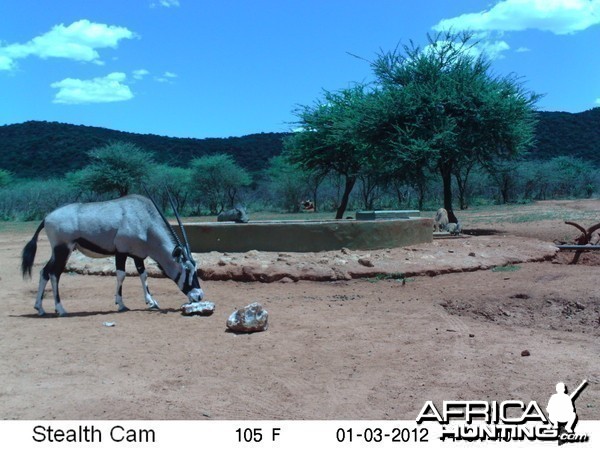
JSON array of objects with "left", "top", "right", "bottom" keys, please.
[
  {"left": 181, "top": 301, "right": 216, "bottom": 316},
  {"left": 469, "top": 333, "right": 475, "bottom": 338},
  {"left": 521, "top": 350, "right": 530, "bottom": 357},
  {"left": 358, "top": 257, "right": 374, "bottom": 267},
  {"left": 468, "top": 252, "right": 476, "bottom": 257}
]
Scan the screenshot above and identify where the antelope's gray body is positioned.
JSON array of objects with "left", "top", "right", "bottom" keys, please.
[{"left": 21, "top": 194, "right": 204, "bottom": 316}]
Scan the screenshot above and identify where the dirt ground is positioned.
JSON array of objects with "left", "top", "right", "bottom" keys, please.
[{"left": 1, "top": 200, "right": 599, "bottom": 420}]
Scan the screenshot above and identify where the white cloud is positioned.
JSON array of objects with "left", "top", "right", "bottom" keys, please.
[
  {"left": 154, "top": 71, "right": 178, "bottom": 83},
  {"left": 516, "top": 46, "right": 532, "bottom": 52},
  {"left": 433, "top": 0, "right": 600, "bottom": 35},
  {"left": 150, "top": 0, "right": 180, "bottom": 8},
  {"left": 596, "top": 98, "right": 600, "bottom": 105},
  {"left": 477, "top": 38, "right": 511, "bottom": 60},
  {"left": 423, "top": 35, "right": 510, "bottom": 61},
  {"left": 132, "top": 68, "right": 150, "bottom": 80},
  {"left": 0, "top": 19, "right": 136, "bottom": 71},
  {"left": 51, "top": 72, "right": 133, "bottom": 104},
  {"left": 0, "top": 54, "right": 14, "bottom": 71}
]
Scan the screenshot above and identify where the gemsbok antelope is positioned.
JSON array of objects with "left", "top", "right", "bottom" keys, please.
[{"left": 21, "top": 193, "right": 205, "bottom": 316}]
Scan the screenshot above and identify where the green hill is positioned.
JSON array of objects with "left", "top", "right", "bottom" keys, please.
[
  {"left": 1, "top": 108, "right": 599, "bottom": 179},
  {"left": 531, "top": 107, "right": 600, "bottom": 164},
  {"left": 0, "top": 121, "right": 288, "bottom": 179}
]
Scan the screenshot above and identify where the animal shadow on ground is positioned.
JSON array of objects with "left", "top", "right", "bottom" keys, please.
[
  {"left": 462, "top": 228, "right": 500, "bottom": 236},
  {"left": 12, "top": 307, "right": 180, "bottom": 319}
]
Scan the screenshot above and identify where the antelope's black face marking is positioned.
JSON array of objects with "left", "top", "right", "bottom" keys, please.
[
  {"left": 174, "top": 260, "right": 203, "bottom": 302},
  {"left": 182, "top": 267, "right": 201, "bottom": 294}
]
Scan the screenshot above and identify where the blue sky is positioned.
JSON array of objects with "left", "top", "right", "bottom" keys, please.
[{"left": 1, "top": 0, "right": 599, "bottom": 139}]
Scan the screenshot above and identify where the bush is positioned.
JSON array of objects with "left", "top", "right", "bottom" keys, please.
[{"left": 0, "top": 178, "right": 80, "bottom": 221}]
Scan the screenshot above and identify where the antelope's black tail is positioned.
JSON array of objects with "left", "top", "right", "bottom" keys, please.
[{"left": 21, "top": 220, "right": 45, "bottom": 279}]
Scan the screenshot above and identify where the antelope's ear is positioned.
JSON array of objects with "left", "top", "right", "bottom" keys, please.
[{"left": 172, "top": 246, "right": 183, "bottom": 260}]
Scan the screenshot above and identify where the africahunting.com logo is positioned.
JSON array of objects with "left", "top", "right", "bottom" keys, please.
[{"left": 416, "top": 380, "right": 589, "bottom": 444}]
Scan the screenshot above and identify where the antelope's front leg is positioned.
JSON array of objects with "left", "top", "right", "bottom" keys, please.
[
  {"left": 114, "top": 253, "right": 129, "bottom": 312},
  {"left": 134, "top": 257, "right": 160, "bottom": 310}
]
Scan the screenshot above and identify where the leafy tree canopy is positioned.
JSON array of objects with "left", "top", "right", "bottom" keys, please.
[
  {"left": 285, "top": 84, "right": 374, "bottom": 218},
  {"left": 189, "top": 153, "right": 252, "bottom": 214},
  {"left": 371, "top": 31, "right": 540, "bottom": 221},
  {"left": 69, "top": 141, "right": 155, "bottom": 197}
]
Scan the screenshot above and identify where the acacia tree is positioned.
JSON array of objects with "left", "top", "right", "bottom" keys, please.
[
  {"left": 147, "top": 164, "right": 193, "bottom": 213},
  {"left": 189, "top": 153, "right": 251, "bottom": 214},
  {"left": 265, "top": 155, "right": 325, "bottom": 212},
  {"left": 70, "top": 141, "right": 155, "bottom": 197},
  {"left": 371, "top": 31, "right": 540, "bottom": 222},
  {"left": 284, "top": 85, "right": 372, "bottom": 219}
]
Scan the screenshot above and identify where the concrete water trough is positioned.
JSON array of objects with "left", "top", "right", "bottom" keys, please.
[{"left": 183, "top": 213, "right": 433, "bottom": 253}]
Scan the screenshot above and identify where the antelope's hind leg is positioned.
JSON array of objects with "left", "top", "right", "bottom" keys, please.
[
  {"left": 134, "top": 257, "right": 160, "bottom": 310},
  {"left": 34, "top": 268, "right": 49, "bottom": 316},
  {"left": 39, "top": 244, "right": 71, "bottom": 317},
  {"left": 114, "top": 253, "right": 129, "bottom": 312}
]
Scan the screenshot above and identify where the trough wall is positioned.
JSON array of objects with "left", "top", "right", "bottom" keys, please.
[{"left": 183, "top": 218, "right": 433, "bottom": 253}]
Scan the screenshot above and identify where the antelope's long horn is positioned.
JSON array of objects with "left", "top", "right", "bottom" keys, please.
[
  {"left": 143, "top": 186, "right": 183, "bottom": 248},
  {"left": 166, "top": 190, "right": 194, "bottom": 263}
]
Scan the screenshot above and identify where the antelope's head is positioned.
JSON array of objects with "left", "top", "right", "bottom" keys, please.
[
  {"left": 171, "top": 243, "right": 203, "bottom": 302},
  {"left": 147, "top": 188, "right": 205, "bottom": 303}
]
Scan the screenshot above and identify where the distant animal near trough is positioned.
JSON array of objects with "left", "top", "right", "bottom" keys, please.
[
  {"left": 433, "top": 208, "right": 449, "bottom": 232},
  {"left": 217, "top": 206, "right": 248, "bottom": 223},
  {"left": 433, "top": 208, "right": 461, "bottom": 235},
  {"left": 301, "top": 200, "right": 315, "bottom": 212},
  {"left": 21, "top": 194, "right": 205, "bottom": 316}
]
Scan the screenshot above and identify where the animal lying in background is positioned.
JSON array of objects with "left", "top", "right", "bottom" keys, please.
[
  {"left": 21, "top": 194, "right": 205, "bottom": 317},
  {"left": 217, "top": 206, "right": 249, "bottom": 223},
  {"left": 433, "top": 208, "right": 449, "bottom": 232},
  {"left": 301, "top": 200, "right": 315, "bottom": 212}
]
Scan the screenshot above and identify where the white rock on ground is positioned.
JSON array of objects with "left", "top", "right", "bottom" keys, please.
[{"left": 226, "top": 302, "right": 269, "bottom": 333}]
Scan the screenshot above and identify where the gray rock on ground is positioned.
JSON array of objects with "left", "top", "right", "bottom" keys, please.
[{"left": 226, "top": 302, "right": 268, "bottom": 332}]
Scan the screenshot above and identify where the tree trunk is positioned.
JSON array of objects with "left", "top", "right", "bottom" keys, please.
[
  {"left": 335, "top": 175, "right": 356, "bottom": 219},
  {"left": 454, "top": 162, "right": 474, "bottom": 210},
  {"left": 311, "top": 185, "right": 319, "bottom": 212},
  {"left": 416, "top": 179, "right": 425, "bottom": 211},
  {"left": 227, "top": 187, "right": 238, "bottom": 208},
  {"left": 440, "top": 163, "right": 458, "bottom": 223}
]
